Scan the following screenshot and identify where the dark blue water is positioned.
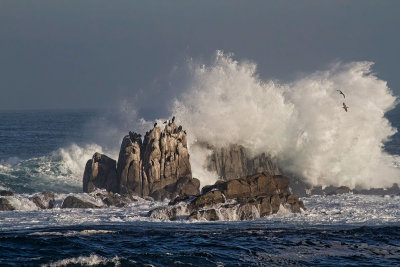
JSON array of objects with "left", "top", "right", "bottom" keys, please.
[
  {"left": 1, "top": 109, "right": 400, "bottom": 266},
  {"left": 0, "top": 109, "right": 96, "bottom": 161},
  {"left": 1, "top": 223, "right": 399, "bottom": 266}
]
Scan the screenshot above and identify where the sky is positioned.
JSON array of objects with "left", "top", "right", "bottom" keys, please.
[{"left": 1, "top": 1, "right": 399, "bottom": 119}]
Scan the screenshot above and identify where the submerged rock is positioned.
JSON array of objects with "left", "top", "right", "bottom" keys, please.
[
  {"left": 0, "top": 198, "right": 15, "bottom": 211},
  {"left": 32, "top": 191, "right": 55, "bottom": 209},
  {"left": 61, "top": 196, "right": 101, "bottom": 209}
]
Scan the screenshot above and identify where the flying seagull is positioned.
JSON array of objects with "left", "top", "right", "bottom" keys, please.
[
  {"left": 342, "top": 102, "right": 349, "bottom": 112},
  {"left": 337, "top": 90, "right": 345, "bottom": 99}
]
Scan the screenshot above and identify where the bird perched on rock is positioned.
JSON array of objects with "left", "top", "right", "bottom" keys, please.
[
  {"left": 163, "top": 120, "right": 167, "bottom": 124},
  {"left": 342, "top": 102, "right": 349, "bottom": 112},
  {"left": 154, "top": 122, "right": 157, "bottom": 127},
  {"left": 129, "top": 131, "right": 135, "bottom": 140},
  {"left": 178, "top": 125, "right": 182, "bottom": 131},
  {"left": 172, "top": 116, "right": 175, "bottom": 123},
  {"left": 337, "top": 90, "right": 345, "bottom": 99}
]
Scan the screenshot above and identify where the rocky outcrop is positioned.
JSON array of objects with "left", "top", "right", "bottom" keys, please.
[
  {"left": 83, "top": 152, "right": 119, "bottom": 193},
  {"left": 118, "top": 122, "right": 193, "bottom": 199},
  {"left": 206, "top": 144, "right": 280, "bottom": 181},
  {"left": 0, "top": 198, "right": 15, "bottom": 211},
  {"left": 149, "top": 172, "right": 305, "bottom": 221},
  {"left": 83, "top": 121, "right": 200, "bottom": 201},
  {"left": 32, "top": 191, "right": 55, "bottom": 209},
  {"left": 61, "top": 196, "right": 101, "bottom": 209},
  {"left": 0, "top": 190, "right": 13, "bottom": 196}
]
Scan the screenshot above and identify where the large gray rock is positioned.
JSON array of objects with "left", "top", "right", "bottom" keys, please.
[
  {"left": 83, "top": 152, "right": 118, "bottom": 193},
  {"left": 0, "top": 198, "right": 15, "bottom": 211},
  {"left": 61, "top": 196, "right": 101, "bottom": 209},
  {"left": 32, "top": 191, "right": 55, "bottom": 209},
  {"left": 207, "top": 144, "right": 280, "bottom": 181}
]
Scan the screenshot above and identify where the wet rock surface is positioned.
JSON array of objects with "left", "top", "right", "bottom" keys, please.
[
  {"left": 61, "top": 196, "right": 101, "bottom": 209},
  {"left": 83, "top": 152, "right": 119, "bottom": 193},
  {"left": 149, "top": 172, "right": 305, "bottom": 221},
  {"left": 32, "top": 191, "right": 55, "bottom": 209},
  {"left": 0, "top": 198, "right": 15, "bottom": 211}
]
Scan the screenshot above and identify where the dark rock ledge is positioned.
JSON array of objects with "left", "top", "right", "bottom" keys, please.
[{"left": 149, "top": 172, "right": 305, "bottom": 221}]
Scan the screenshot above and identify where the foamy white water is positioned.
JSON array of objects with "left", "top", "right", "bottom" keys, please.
[
  {"left": 1, "top": 52, "right": 399, "bottom": 193},
  {"left": 173, "top": 51, "right": 400, "bottom": 189},
  {"left": 0, "top": 194, "right": 399, "bottom": 231}
]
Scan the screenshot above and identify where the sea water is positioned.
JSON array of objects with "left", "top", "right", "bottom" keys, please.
[{"left": 0, "top": 109, "right": 399, "bottom": 266}]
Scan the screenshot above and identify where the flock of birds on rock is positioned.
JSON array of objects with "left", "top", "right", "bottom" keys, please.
[{"left": 337, "top": 90, "right": 349, "bottom": 112}]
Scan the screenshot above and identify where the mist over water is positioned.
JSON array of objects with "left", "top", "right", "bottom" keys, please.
[{"left": 173, "top": 51, "right": 400, "bottom": 189}]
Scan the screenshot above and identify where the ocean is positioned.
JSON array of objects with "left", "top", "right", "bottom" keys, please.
[{"left": 0, "top": 108, "right": 399, "bottom": 266}]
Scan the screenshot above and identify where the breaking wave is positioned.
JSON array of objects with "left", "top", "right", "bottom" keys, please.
[
  {"left": 2, "top": 51, "right": 399, "bottom": 193},
  {"left": 173, "top": 51, "right": 400, "bottom": 189},
  {"left": 42, "top": 254, "right": 123, "bottom": 267},
  {"left": 0, "top": 143, "right": 111, "bottom": 193}
]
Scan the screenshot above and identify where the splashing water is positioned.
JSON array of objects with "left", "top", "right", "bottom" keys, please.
[
  {"left": 0, "top": 143, "right": 110, "bottom": 193},
  {"left": 173, "top": 51, "right": 400, "bottom": 189}
]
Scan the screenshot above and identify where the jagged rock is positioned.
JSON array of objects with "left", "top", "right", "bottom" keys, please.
[
  {"left": 207, "top": 144, "right": 280, "bottom": 180},
  {"left": 150, "top": 176, "right": 200, "bottom": 201},
  {"left": 83, "top": 152, "right": 118, "bottom": 193},
  {"left": 61, "top": 196, "right": 101, "bottom": 209},
  {"left": 203, "top": 172, "right": 291, "bottom": 201},
  {"left": 168, "top": 194, "right": 192, "bottom": 206},
  {"left": 0, "top": 190, "right": 13, "bottom": 196},
  {"left": 117, "top": 133, "right": 143, "bottom": 196},
  {"left": 149, "top": 172, "right": 305, "bottom": 221},
  {"left": 188, "top": 209, "right": 219, "bottom": 221},
  {"left": 32, "top": 191, "right": 55, "bottom": 209},
  {"left": 117, "top": 122, "right": 198, "bottom": 200},
  {"left": 148, "top": 204, "right": 190, "bottom": 221},
  {"left": 188, "top": 190, "right": 225, "bottom": 210},
  {"left": 0, "top": 198, "right": 15, "bottom": 211},
  {"left": 94, "top": 191, "right": 128, "bottom": 207}
]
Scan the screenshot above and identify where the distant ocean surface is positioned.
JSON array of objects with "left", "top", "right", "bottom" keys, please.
[{"left": 1, "top": 109, "right": 400, "bottom": 266}]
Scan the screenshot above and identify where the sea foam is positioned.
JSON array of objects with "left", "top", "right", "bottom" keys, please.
[{"left": 173, "top": 51, "right": 400, "bottom": 189}]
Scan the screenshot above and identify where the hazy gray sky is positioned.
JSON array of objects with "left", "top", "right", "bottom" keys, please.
[{"left": 1, "top": 1, "right": 399, "bottom": 118}]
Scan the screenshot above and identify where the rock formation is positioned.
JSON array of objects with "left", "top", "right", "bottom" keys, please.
[
  {"left": 32, "top": 191, "right": 55, "bottom": 209},
  {"left": 149, "top": 172, "right": 305, "bottom": 221},
  {"left": 83, "top": 121, "right": 200, "bottom": 201},
  {"left": 83, "top": 152, "right": 119, "bottom": 193},
  {"left": 206, "top": 144, "right": 280, "bottom": 180},
  {"left": 0, "top": 198, "right": 14, "bottom": 211},
  {"left": 61, "top": 196, "right": 101, "bottom": 209},
  {"left": 0, "top": 190, "right": 13, "bottom": 196}
]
